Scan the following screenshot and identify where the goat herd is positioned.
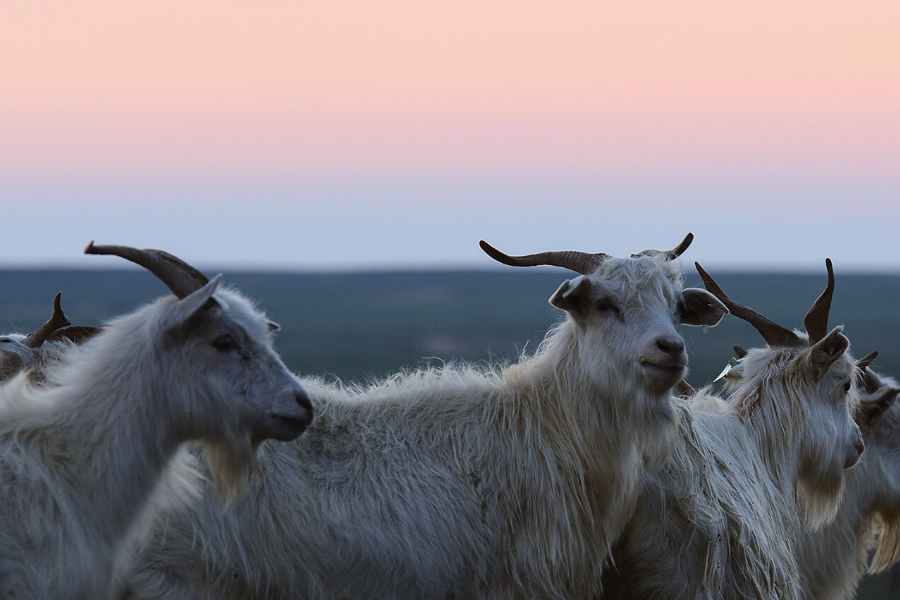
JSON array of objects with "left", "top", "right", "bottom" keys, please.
[{"left": 0, "top": 234, "right": 898, "bottom": 600}]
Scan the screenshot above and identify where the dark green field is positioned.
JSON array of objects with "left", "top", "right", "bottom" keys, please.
[{"left": 2, "top": 267, "right": 899, "bottom": 598}]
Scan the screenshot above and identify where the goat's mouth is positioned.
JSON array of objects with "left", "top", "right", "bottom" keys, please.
[
  {"left": 260, "top": 410, "right": 313, "bottom": 442},
  {"left": 640, "top": 359, "right": 687, "bottom": 387}
]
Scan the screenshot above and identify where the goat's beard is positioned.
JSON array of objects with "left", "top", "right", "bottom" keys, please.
[{"left": 202, "top": 437, "right": 261, "bottom": 507}]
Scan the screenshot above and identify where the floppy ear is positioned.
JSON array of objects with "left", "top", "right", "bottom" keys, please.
[
  {"left": 680, "top": 288, "right": 728, "bottom": 326},
  {"left": 808, "top": 325, "right": 849, "bottom": 380},
  {"left": 549, "top": 276, "right": 595, "bottom": 319},
  {"left": 162, "top": 274, "right": 223, "bottom": 335}
]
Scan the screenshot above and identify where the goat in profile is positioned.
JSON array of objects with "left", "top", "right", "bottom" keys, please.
[
  {"left": 119, "top": 234, "right": 727, "bottom": 600},
  {"left": 0, "top": 244, "right": 313, "bottom": 599},
  {"left": 794, "top": 354, "right": 900, "bottom": 599},
  {"left": 602, "top": 259, "right": 865, "bottom": 599}
]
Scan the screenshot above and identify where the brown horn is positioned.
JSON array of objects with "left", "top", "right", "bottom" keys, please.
[
  {"left": 23, "top": 292, "right": 72, "bottom": 348},
  {"left": 85, "top": 242, "right": 209, "bottom": 299},
  {"left": 479, "top": 241, "right": 609, "bottom": 275},
  {"left": 631, "top": 232, "right": 694, "bottom": 260},
  {"left": 696, "top": 262, "right": 803, "bottom": 348},
  {"left": 803, "top": 258, "right": 835, "bottom": 345},
  {"left": 45, "top": 325, "right": 103, "bottom": 345},
  {"left": 856, "top": 350, "right": 879, "bottom": 371}
]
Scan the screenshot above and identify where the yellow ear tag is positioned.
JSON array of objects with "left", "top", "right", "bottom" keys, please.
[{"left": 714, "top": 357, "right": 741, "bottom": 382}]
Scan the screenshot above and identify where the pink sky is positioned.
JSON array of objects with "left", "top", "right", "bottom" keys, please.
[
  {"left": 2, "top": 1, "right": 899, "bottom": 271},
  {"left": 2, "top": 1, "right": 898, "bottom": 180}
]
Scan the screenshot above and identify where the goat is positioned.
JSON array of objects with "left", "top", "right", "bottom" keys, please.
[
  {"left": 601, "top": 259, "right": 865, "bottom": 599},
  {"left": 118, "top": 234, "right": 728, "bottom": 600},
  {"left": 1, "top": 292, "right": 100, "bottom": 383},
  {"left": 0, "top": 244, "right": 313, "bottom": 599},
  {"left": 793, "top": 354, "right": 900, "bottom": 599}
]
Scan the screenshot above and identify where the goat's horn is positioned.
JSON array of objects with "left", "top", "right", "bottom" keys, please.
[
  {"left": 85, "top": 242, "right": 209, "bottom": 299},
  {"left": 856, "top": 350, "right": 879, "bottom": 371},
  {"left": 631, "top": 232, "right": 694, "bottom": 260},
  {"left": 45, "top": 325, "right": 103, "bottom": 345},
  {"left": 479, "top": 241, "right": 609, "bottom": 275},
  {"left": 803, "top": 258, "right": 835, "bottom": 345},
  {"left": 23, "top": 292, "right": 72, "bottom": 348},
  {"left": 696, "top": 262, "right": 803, "bottom": 348}
]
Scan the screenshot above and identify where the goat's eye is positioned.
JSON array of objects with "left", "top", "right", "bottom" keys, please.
[
  {"left": 843, "top": 380, "right": 852, "bottom": 393},
  {"left": 211, "top": 334, "right": 238, "bottom": 352},
  {"left": 676, "top": 299, "right": 686, "bottom": 315},
  {"left": 595, "top": 298, "right": 619, "bottom": 314}
]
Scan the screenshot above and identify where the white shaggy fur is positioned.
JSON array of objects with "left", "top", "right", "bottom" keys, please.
[
  {"left": 603, "top": 336, "right": 863, "bottom": 599},
  {"left": 795, "top": 368, "right": 900, "bottom": 599},
  {"left": 120, "top": 253, "right": 727, "bottom": 599},
  {"left": 602, "top": 266, "right": 864, "bottom": 600},
  {"left": 0, "top": 278, "right": 312, "bottom": 599}
]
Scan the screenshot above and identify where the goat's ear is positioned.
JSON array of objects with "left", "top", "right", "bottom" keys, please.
[
  {"left": 267, "top": 320, "right": 280, "bottom": 333},
  {"left": 162, "top": 274, "right": 223, "bottom": 334},
  {"left": 680, "top": 288, "right": 728, "bottom": 326},
  {"left": 808, "top": 325, "right": 849, "bottom": 380},
  {"left": 549, "top": 276, "right": 594, "bottom": 318},
  {"left": 857, "top": 384, "right": 900, "bottom": 427}
]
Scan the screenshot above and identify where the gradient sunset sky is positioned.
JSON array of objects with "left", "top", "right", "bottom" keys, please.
[{"left": 2, "top": 1, "right": 898, "bottom": 270}]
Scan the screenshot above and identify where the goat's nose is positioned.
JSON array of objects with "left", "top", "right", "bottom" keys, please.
[
  {"left": 295, "top": 388, "right": 313, "bottom": 423},
  {"left": 656, "top": 336, "right": 685, "bottom": 357}
]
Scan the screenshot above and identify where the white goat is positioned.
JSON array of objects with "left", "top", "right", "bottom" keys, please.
[
  {"left": 0, "top": 244, "right": 313, "bottom": 600},
  {"left": 118, "top": 234, "right": 727, "bottom": 600},
  {"left": 794, "top": 357, "right": 900, "bottom": 599},
  {"left": 1, "top": 292, "right": 100, "bottom": 383},
  {"left": 601, "top": 259, "right": 865, "bottom": 600}
]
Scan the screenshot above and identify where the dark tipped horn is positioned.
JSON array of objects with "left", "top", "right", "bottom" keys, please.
[
  {"left": 631, "top": 232, "right": 694, "bottom": 261},
  {"left": 85, "top": 242, "right": 209, "bottom": 299},
  {"left": 803, "top": 258, "right": 835, "bottom": 345},
  {"left": 696, "top": 262, "right": 803, "bottom": 348},
  {"left": 479, "top": 240, "right": 609, "bottom": 275},
  {"left": 45, "top": 325, "right": 103, "bottom": 346},
  {"left": 856, "top": 350, "right": 879, "bottom": 371},
  {"left": 23, "top": 292, "right": 72, "bottom": 348}
]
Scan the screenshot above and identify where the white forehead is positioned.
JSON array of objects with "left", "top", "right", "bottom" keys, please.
[
  {"left": 588, "top": 256, "right": 685, "bottom": 303},
  {"left": 213, "top": 288, "right": 272, "bottom": 341}
]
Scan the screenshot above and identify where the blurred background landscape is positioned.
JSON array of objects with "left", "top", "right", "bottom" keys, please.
[{"left": 2, "top": 265, "right": 898, "bottom": 597}]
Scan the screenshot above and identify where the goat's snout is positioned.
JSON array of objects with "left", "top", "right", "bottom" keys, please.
[
  {"left": 263, "top": 384, "right": 314, "bottom": 442},
  {"left": 656, "top": 336, "right": 685, "bottom": 358},
  {"left": 845, "top": 434, "right": 865, "bottom": 469}
]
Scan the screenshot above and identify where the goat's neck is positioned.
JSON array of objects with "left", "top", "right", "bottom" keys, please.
[{"left": 43, "top": 356, "right": 183, "bottom": 548}]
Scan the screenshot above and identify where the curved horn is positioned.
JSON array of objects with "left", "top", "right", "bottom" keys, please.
[
  {"left": 631, "top": 232, "right": 694, "bottom": 260},
  {"left": 856, "top": 350, "right": 879, "bottom": 371},
  {"left": 85, "top": 242, "right": 209, "bottom": 299},
  {"left": 23, "top": 292, "right": 72, "bottom": 348},
  {"left": 45, "top": 325, "right": 103, "bottom": 346},
  {"left": 803, "top": 258, "right": 835, "bottom": 345},
  {"left": 479, "top": 241, "right": 609, "bottom": 275},
  {"left": 696, "top": 262, "right": 803, "bottom": 348}
]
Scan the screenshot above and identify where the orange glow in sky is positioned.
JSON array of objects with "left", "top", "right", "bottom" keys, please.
[{"left": 2, "top": 1, "right": 898, "bottom": 179}]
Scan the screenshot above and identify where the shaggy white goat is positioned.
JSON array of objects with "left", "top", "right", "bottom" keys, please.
[
  {"left": 0, "top": 244, "right": 313, "bottom": 600},
  {"left": 601, "top": 259, "right": 865, "bottom": 600},
  {"left": 118, "top": 234, "right": 727, "bottom": 600},
  {"left": 794, "top": 357, "right": 900, "bottom": 599},
  {"left": 1, "top": 292, "right": 100, "bottom": 383}
]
